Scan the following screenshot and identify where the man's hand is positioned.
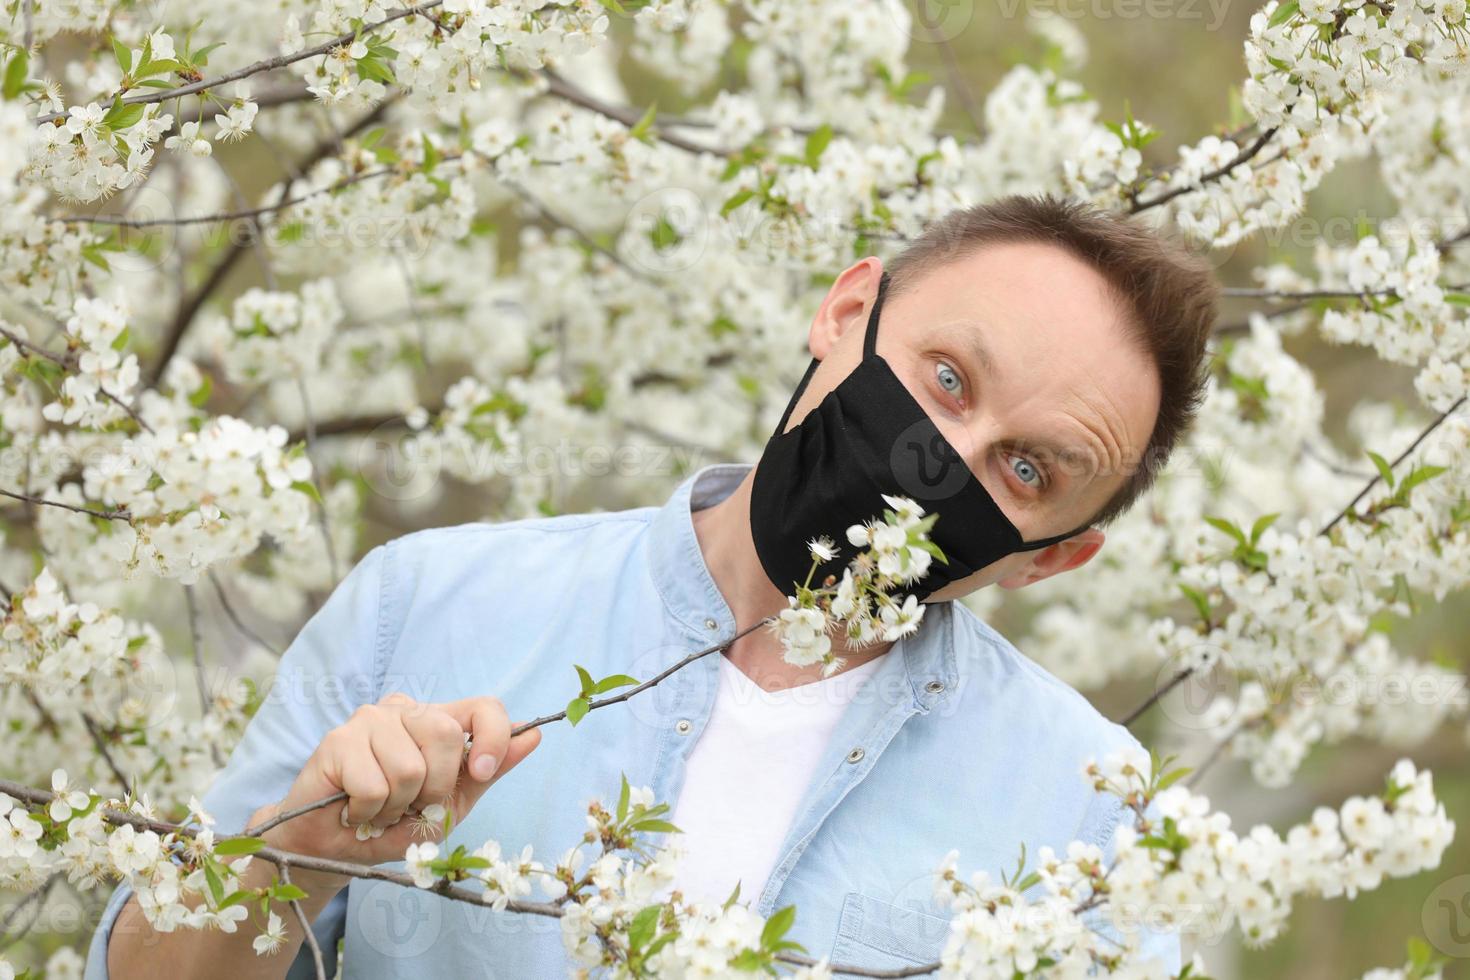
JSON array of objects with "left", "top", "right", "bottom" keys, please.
[{"left": 254, "top": 693, "right": 542, "bottom": 867}]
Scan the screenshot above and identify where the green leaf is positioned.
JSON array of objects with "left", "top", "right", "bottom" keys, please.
[
  {"left": 111, "top": 36, "right": 133, "bottom": 75},
  {"left": 1013, "top": 871, "right": 1043, "bottom": 892},
  {"left": 574, "top": 664, "right": 595, "bottom": 697},
  {"left": 81, "top": 243, "right": 113, "bottom": 272},
  {"left": 191, "top": 41, "right": 226, "bottom": 66},
  {"left": 616, "top": 773, "right": 630, "bottom": 823},
  {"left": 188, "top": 373, "right": 213, "bottom": 408},
  {"left": 271, "top": 882, "right": 308, "bottom": 901},
  {"left": 1444, "top": 292, "right": 1470, "bottom": 307},
  {"left": 728, "top": 949, "right": 764, "bottom": 971},
  {"left": 803, "top": 123, "right": 832, "bottom": 168},
  {"left": 355, "top": 55, "right": 396, "bottom": 85},
  {"left": 760, "top": 904, "right": 797, "bottom": 948},
  {"left": 1398, "top": 464, "right": 1446, "bottom": 496},
  {"left": 720, "top": 188, "right": 755, "bottom": 217},
  {"left": 565, "top": 696, "right": 589, "bottom": 726},
  {"left": 1267, "top": 0, "right": 1300, "bottom": 27},
  {"left": 290, "top": 479, "right": 323, "bottom": 505},
  {"left": 627, "top": 904, "right": 661, "bottom": 952},
  {"left": 1156, "top": 766, "right": 1193, "bottom": 790},
  {"left": 645, "top": 932, "right": 678, "bottom": 960},
  {"left": 421, "top": 133, "right": 441, "bottom": 173},
  {"left": 1248, "top": 513, "right": 1279, "bottom": 545},
  {"left": 139, "top": 58, "right": 185, "bottom": 78},
  {"left": 911, "top": 537, "right": 950, "bottom": 565},
  {"left": 631, "top": 818, "right": 680, "bottom": 834},
  {"left": 649, "top": 216, "right": 679, "bottom": 250},
  {"left": 213, "top": 836, "right": 266, "bottom": 856},
  {"left": 104, "top": 100, "right": 145, "bottom": 131},
  {"left": 3, "top": 51, "right": 28, "bottom": 101},
  {"left": 1366, "top": 450, "right": 1396, "bottom": 489},
  {"left": 203, "top": 861, "right": 225, "bottom": 904},
  {"left": 629, "top": 101, "right": 658, "bottom": 143},
  {"left": 218, "top": 889, "right": 253, "bottom": 909},
  {"left": 1177, "top": 584, "right": 1211, "bottom": 624},
  {"left": 592, "top": 673, "right": 638, "bottom": 695},
  {"left": 722, "top": 880, "right": 741, "bottom": 910},
  {"left": 1203, "top": 516, "right": 1246, "bottom": 546}
]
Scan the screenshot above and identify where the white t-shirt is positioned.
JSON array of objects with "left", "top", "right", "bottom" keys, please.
[{"left": 668, "top": 652, "right": 884, "bottom": 907}]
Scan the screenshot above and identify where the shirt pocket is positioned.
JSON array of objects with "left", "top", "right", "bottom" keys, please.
[{"left": 828, "top": 890, "right": 951, "bottom": 972}]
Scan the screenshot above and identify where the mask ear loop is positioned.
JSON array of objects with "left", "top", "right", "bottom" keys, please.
[
  {"left": 772, "top": 357, "right": 819, "bottom": 436},
  {"left": 773, "top": 270, "right": 891, "bottom": 437},
  {"left": 1014, "top": 521, "right": 1095, "bottom": 552},
  {"left": 862, "top": 270, "right": 889, "bottom": 361}
]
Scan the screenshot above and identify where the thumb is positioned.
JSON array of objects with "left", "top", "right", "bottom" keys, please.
[
  {"left": 496, "top": 722, "right": 541, "bottom": 779},
  {"left": 458, "top": 723, "right": 541, "bottom": 808}
]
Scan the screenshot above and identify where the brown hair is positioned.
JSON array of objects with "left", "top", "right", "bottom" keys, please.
[{"left": 883, "top": 193, "right": 1220, "bottom": 527}]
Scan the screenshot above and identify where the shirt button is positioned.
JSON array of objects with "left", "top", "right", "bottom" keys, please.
[
  {"left": 925, "top": 680, "right": 945, "bottom": 694},
  {"left": 846, "top": 747, "right": 865, "bottom": 764},
  {"left": 676, "top": 719, "right": 693, "bottom": 735},
  {"left": 703, "top": 618, "right": 718, "bottom": 631}
]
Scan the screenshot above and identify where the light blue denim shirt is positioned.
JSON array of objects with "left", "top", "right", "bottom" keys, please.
[{"left": 85, "top": 463, "right": 1178, "bottom": 978}]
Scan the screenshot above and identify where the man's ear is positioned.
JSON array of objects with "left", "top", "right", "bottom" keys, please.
[
  {"left": 809, "top": 257, "right": 884, "bottom": 360},
  {"left": 996, "top": 528, "right": 1105, "bottom": 590}
]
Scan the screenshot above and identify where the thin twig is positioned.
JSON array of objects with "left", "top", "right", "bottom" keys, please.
[
  {"left": 0, "top": 488, "right": 130, "bottom": 522},
  {"left": 81, "top": 713, "right": 132, "bottom": 798},
  {"left": 1319, "top": 395, "right": 1466, "bottom": 535},
  {"left": 182, "top": 584, "right": 222, "bottom": 775},
  {"left": 294, "top": 374, "right": 340, "bottom": 582},
  {"left": 914, "top": 4, "right": 983, "bottom": 136},
  {"left": 246, "top": 620, "right": 772, "bottom": 838},
  {"left": 0, "top": 873, "right": 60, "bottom": 948},
  {"left": 1128, "top": 126, "right": 1279, "bottom": 213},
  {"left": 0, "top": 324, "right": 152, "bottom": 432},
  {"left": 512, "top": 619, "right": 767, "bottom": 732},
  {"left": 208, "top": 570, "right": 280, "bottom": 657},
  {"left": 1118, "top": 669, "right": 1192, "bottom": 729},
  {"left": 1117, "top": 395, "right": 1468, "bottom": 728},
  {"left": 143, "top": 99, "right": 397, "bottom": 390},
  {"left": 538, "top": 67, "right": 728, "bottom": 157},
  {"left": 34, "top": 3, "right": 444, "bottom": 125},
  {"left": 278, "top": 862, "right": 326, "bottom": 980}
]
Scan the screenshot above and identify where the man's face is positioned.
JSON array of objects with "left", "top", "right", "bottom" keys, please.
[{"left": 787, "top": 245, "right": 1162, "bottom": 598}]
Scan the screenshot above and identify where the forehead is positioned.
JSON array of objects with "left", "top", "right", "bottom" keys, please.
[{"left": 890, "top": 241, "right": 1161, "bottom": 499}]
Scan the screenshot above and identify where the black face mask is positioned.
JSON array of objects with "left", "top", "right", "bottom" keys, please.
[{"left": 749, "top": 271, "right": 1091, "bottom": 600}]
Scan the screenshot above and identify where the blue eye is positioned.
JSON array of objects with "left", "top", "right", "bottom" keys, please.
[
  {"left": 1010, "top": 455, "right": 1042, "bottom": 488},
  {"left": 935, "top": 362, "right": 962, "bottom": 395}
]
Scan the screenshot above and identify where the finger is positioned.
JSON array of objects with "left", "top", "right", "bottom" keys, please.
[
  {"left": 368, "top": 713, "right": 428, "bottom": 828},
  {"left": 439, "top": 696, "right": 510, "bottom": 782},
  {"left": 455, "top": 723, "right": 541, "bottom": 815},
  {"left": 334, "top": 730, "right": 391, "bottom": 827},
  {"left": 497, "top": 723, "right": 541, "bottom": 779},
  {"left": 399, "top": 706, "right": 467, "bottom": 811}
]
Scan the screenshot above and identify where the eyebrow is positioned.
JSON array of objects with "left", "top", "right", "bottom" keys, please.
[{"left": 957, "top": 322, "right": 993, "bottom": 378}]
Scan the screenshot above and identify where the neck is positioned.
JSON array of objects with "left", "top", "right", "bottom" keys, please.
[{"left": 691, "top": 469, "right": 894, "bottom": 693}]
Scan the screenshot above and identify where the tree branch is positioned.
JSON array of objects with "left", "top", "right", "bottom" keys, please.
[
  {"left": 143, "top": 99, "right": 397, "bottom": 390},
  {"left": 33, "top": 4, "right": 443, "bottom": 125}
]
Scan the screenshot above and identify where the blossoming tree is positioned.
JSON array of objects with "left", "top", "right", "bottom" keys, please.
[{"left": 0, "top": 0, "right": 1466, "bottom": 977}]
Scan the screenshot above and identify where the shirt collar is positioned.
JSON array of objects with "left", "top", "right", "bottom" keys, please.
[{"left": 646, "top": 462, "right": 958, "bottom": 708}]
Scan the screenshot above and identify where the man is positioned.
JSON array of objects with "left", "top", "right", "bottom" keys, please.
[{"left": 93, "top": 193, "right": 1219, "bottom": 978}]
